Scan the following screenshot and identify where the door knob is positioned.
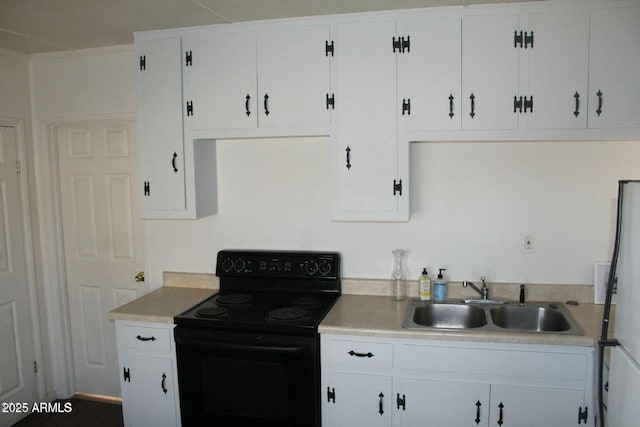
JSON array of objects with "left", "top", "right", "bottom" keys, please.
[{"left": 134, "top": 271, "right": 145, "bottom": 282}]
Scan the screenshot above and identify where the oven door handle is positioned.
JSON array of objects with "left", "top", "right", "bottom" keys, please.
[{"left": 175, "top": 336, "right": 307, "bottom": 354}]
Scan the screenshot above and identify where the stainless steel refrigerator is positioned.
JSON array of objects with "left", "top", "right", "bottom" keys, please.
[{"left": 599, "top": 180, "right": 640, "bottom": 427}]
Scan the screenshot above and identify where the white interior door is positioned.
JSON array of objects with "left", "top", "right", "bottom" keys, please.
[
  {"left": 0, "top": 126, "right": 38, "bottom": 426},
  {"left": 56, "top": 122, "right": 145, "bottom": 397}
]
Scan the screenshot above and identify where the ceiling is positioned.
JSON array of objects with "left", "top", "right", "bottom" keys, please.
[{"left": 0, "top": 0, "right": 537, "bottom": 54}]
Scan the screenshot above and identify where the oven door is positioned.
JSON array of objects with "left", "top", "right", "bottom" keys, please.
[{"left": 175, "top": 327, "right": 320, "bottom": 427}]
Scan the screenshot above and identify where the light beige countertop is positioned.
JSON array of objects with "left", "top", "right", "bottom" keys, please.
[
  {"left": 108, "top": 286, "right": 217, "bottom": 324},
  {"left": 319, "top": 294, "right": 606, "bottom": 347},
  {"left": 107, "top": 273, "right": 608, "bottom": 347}
]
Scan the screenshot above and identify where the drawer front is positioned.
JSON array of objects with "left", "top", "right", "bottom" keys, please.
[
  {"left": 121, "top": 324, "right": 173, "bottom": 352},
  {"left": 330, "top": 339, "right": 393, "bottom": 369},
  {"left": 400, "top": 344, "right": 588, "bottom": 381}
]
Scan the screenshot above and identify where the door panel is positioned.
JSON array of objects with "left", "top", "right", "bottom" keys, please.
[
  {"left": 588, "top": 7, "right": 640, "bottom": 128},
  {"left": 397, "top": 378, "right": 489, "bottom": 426},
  {"left": 489, "top": 383, "right": 584, "bottom": 426},
  {"left": 0, "top": 126, "right": 38, "bottom": 426},
  {"left": 400, "top": 17, "right": 462, "bottom": 131},
  {"left": 608, "top": 347, "right": 640, "bottom": 427},
  {"left": 462, "top": 14, "right": 520, "bottom": 130},
  {"left": 257, "top": 24, "right": 331, "bottom": 128},
  {"left": 183, "top": 31, "right": 257, "bottom": 131},
  {"left": 335, "top": 21, "right": 399, "bottom": 214},
  {"left": 57, "top": 122, "right": 145, "bottom": 397},
  {"left": 527, "top": 10, "right": 589, "bottom": 129}
]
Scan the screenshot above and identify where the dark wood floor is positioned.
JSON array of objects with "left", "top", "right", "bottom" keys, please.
[{"left": 12, "top": 397, "right": 123, "bottom": 427}]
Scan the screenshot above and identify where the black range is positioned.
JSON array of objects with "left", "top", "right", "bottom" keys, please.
[{"left": 174, "top": 250, "right": 341, "bottom": 427}]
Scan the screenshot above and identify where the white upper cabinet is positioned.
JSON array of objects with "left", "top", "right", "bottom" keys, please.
[
  {"left": 526, "top": 10, "right": 590, "bottom": 129},
  {"left": 183, "top": 31, "right": 257, "bottom": 131},
  {"left": 136, "top": 37, "right": 186, "bottom": 213},
  {"left": 183, "top": 25, "right": 331, "bottom": 133},
  {"left": 134, "top": 1, "right": 640, "bottom": 221},
  {"left": 398, "top": 16, "right": 462, "bottom": 131},
  {"left": 588, "top": 6, "right": 640, "bottom": 129},
  {"left": 333, "top": 20, "right": 408, "bottom": 221},
  {"left": 462, "top": 14, "right": 520, "bottom": 130},
  {"left": 257, "top": 25, "right": 332, "bottom": 129}
]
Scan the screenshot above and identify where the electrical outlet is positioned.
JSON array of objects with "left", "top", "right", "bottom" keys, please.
[{"left": 523, "top": 235, "right": 535, "bottom": 253}]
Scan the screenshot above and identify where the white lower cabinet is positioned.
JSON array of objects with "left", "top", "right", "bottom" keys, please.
[
  {"left": 321, "top": 334, "right": 594, "bottom": 427},
  {"left": 325, "top": 373, "right": 393, "bottom": 427},
  {"left": 115, "top": 321, "right": 181, "bottom": 427},
  {"left": 397, "top": 378, "right": 489, "bottom": 426},
  {"left": 489, "top": 384, "right": 585, "bottom": 427}
]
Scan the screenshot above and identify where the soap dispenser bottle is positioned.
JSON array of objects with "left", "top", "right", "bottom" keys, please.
[
  {"left": 433, "top": 268, "right": 447, "bottom": 301},
  {"left": 419, "top": 268, "right": 431, "bottom": 301}
]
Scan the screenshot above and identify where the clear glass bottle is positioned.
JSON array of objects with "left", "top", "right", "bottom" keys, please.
[{"left": 390, "top": 249, "right": 407, "bottom": 301}]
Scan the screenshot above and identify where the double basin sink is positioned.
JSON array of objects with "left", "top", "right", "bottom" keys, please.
[{"left": 402, "top": 298, "right": 584, "bottom": 335}]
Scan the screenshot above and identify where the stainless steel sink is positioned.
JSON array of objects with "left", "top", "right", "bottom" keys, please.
[
  {"left": 402, "top": 299, "right": 584, "bottom": 335},
  {"left": 411, "top": 303, "right": 487, "bottom": 329},
  {"left": 490, "top": 305, "right": 571, "bottom": 332}
]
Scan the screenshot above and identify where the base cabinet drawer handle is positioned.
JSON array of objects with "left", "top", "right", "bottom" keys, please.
[
  {"left": 348, "top": 350, "right": 374, "bottom": 358},
  {"left": 136, "top": 335, "right": 156, "bottom": 342}
]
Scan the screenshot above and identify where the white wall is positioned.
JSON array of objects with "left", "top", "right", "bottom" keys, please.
[
  {"left": 28, "top": 47, "right": 640, "bottom": 294},
  {"left": 0, "top": 48, "right": 31, "bottom": 118},
  {"left": 145, "top": 138, "right": 639, "bottom": 286},
  {"left": 30, "top": 46, "right": 136, "bottom": 117}
]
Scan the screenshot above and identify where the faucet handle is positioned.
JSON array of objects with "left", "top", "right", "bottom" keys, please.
[{"left": 480, "top": 276, "right": 486, "bottom": 285}]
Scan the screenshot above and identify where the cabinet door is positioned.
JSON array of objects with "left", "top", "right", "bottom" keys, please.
[
  {"left": 257, "top": 25, "right": 331, "bottom": 128},
  {"left": 183, "top": 31, "right": 257, "bottom": 131},
  {"left": 607, "top": 347, "right": 640, "bottom": 427},
  {"left": 120, "top": 354, "right": 178, "bottom": 427},
  {"left": 489, "top": 384, "right": 584, "bottom": 427},
  {"left": 324, "top": 372, "right": 392, "bottom": 427},
  {"left": 334, "top": 21, "right": 400, "bottom": 218},
  {"left": 588, "top": 6, "right": 640, "bottom": 128},
  {"left": 399, "top": 17, "right": 462, "bottom": 131},
  {"left": 527, "top": 10, "right": 589, "bottom": 129},
  {"left": 462, "top": 14, "right": 520, "bottom": 130},
  {"left": 136, "top": 37, "right": 186, "bottom": 212},
  {"left": 396, "top": 378, "right": 489, "bottom": 427}
]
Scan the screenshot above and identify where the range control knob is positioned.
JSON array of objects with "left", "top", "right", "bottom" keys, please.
[
  {"left": 304, "top": 261, "right": 319, "bottom": 275},
  {"left": 234, "top": 259, "right": 246, "bottom": 273},
  {"left": 318, "top": 261, "right": 332, "bottom": 276},
  {"left": 221, "top": 257, "right": 234, "bottom": 272}
]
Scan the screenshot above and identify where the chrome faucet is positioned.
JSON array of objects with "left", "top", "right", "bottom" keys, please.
[{"left": 463, "top": 276, "right": 489, "bottom": 300}]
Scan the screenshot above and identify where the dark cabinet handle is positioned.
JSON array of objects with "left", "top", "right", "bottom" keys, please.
[
  {"left": 245, "top": 94, "right": 251, "bottom": 117},
  {"left": 469, "top": 93, "right": 476, "bottom": 118},
  {"left": 449, "top": 94, "right": 455, "bottom": 118},
  {"left": 135, "top": 335, "right": 156, "bottom": 342},
  {"left": 171, "top": 152, "right": 178, "bottom": 174},
  {"left": 596, "top": 90, "right": 603, "bottom": 116},
  {"left": 475, "top": 400, "right": 481, "bottom": 425},
  {"left": 161, "top": 373, "right": 168, "bottom": 394},
  {"left": 264, "top": 93, "right": 270, "bottom": 116},
  {"left": 497, "top": 402, "right": 504, "bottom": 426},
  {"left": 345, "top": 146, "right": 351, "bottom": 170},
  {"left": 348, "top": 350, "right": 373, "bottom": 358},
  {"left": 574, "top": 92, "right": 581, "bottom": 118},
  {"left": 378, "top": 392, "right": 384, "bottom": 415}
]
